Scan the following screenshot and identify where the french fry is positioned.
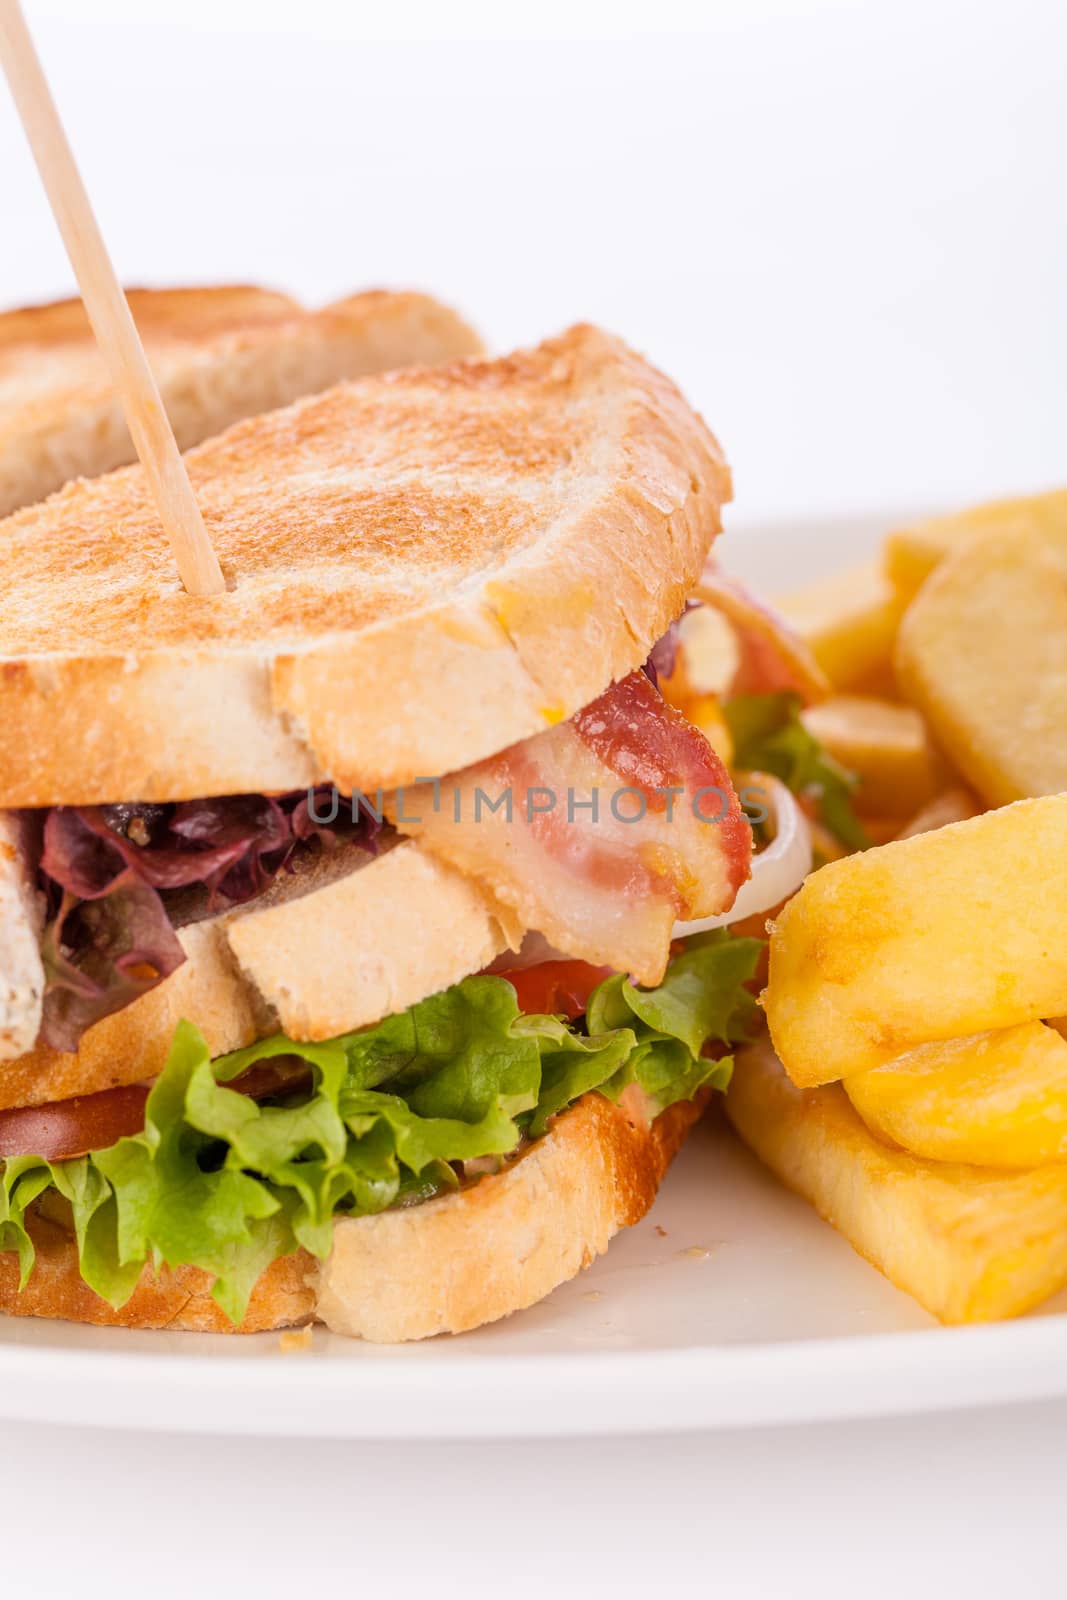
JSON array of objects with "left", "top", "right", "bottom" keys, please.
[
  {"left": 895, "top": 786, "right": 980, "bottom": 839},
  {"left": 776, "top": 560, "right": 905, "bottom": 690},
  {"left": 685, "top": 693, "right": 734, "bottom": 766},
  {"left": 764, "top": 795, "right": 1067, "bottom": 1085},
  {"left": 845, "top": 660, "right": 904, "bottom": 702},
  {"left": 727, "top": 1034, "right": 1067, "bottom": 1323},
  {"left": 844, "top": 1022, "right": 1067, "bottom": 1166},
  {"left": 895, "top": 533, "right": 1067, "bottom": 806},
  {"left": 677, "top": 605, "right": 737, "bottom": 695},
  {"left": 801, "top": 694, "right": 951, "bottom": 817},
  {"left": 884, "top": 487, "right": 1067, "bottom": 600}
]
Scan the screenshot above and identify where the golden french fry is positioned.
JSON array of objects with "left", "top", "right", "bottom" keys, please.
[
  {"left": 727, "top": 1034, "right": 1067, "bottom": 1323},
  {"left": 885, "top": 487, "right": 1067, "bottom": 599},
  {"left": 677, "top": 605, "right": 737, "bottom": 695},
  {"left": 845, "top": 660, "right": 904, "bottom": 702},
  {"left": 685, "top": 693, "right": 734, "bottom": 766},
  {"left": 801, "top": 694, "right": 951, "bottom": 817},
  {"left": 807, "top": 819, "right": 849, "bottom": 865},
  {"left": 895, "top": 533, "right": 1067, "bottom": 806},
  {"left": 844, "top": 1023, "right": 1067, "bottom": 1166},
  {"left": 895, "top": 787, "right": 980, "bottom": 839},
  {"left": 764, "top": 795, "right": 1067, "bottom": 1085},
  {"left": 776, "top": 560, "right": 905, "bottom": 690}
]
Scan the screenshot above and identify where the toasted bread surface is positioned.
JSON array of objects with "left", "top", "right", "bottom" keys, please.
[
  {"left": 0, "top": 840, "right": 512, "bottom": 1112},
  {"left": 0, "top": 325, "right": 730, "bottom": 806},
  {"left": 0, "top": 1091, "right": 702, "bottom": 1338},
  {"left": 0, "top": 286, "right": 482, "bottom": 516},
  {"left": 0, "top": 1210, "right": 316, "bottom": 1332}
]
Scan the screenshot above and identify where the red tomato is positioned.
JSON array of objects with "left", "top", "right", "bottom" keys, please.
[
  {"left": 0, "top": 1056, "right": 314, "bottom": 1162},
  {"left": 495, "top": 960, "right": 613, "bottom": 1020},
  {"left": 224, "top": 1056, "right": 312, "bottom": 1100},
  {"left": 0, "top": 1084, "right": 150, "bottom": 1161}
]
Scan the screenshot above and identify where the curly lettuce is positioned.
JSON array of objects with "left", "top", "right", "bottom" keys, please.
[{"left": 0, "top": 931, "right": 762, "bottom": 1325}]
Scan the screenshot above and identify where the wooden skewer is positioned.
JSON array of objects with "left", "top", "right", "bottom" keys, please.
[{"left": 0, "top": 0, "right": 225, "bottom": 597}]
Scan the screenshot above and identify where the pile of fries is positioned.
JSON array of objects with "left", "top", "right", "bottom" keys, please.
[{"left": 722, "top": 489, "right": 1067, "bottom": 1323}]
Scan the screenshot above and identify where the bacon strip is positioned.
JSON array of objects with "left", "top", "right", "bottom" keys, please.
[
  {"left": 390, "top": 672, "right": 751, "bottom": 985},
  {"left": 694, "top": 566, "right": 830, "bottom": 704}
]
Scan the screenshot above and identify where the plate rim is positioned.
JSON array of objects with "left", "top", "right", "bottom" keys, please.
[{"left": 1, "top": 1312, "right": 1066, "bottom": 1437}]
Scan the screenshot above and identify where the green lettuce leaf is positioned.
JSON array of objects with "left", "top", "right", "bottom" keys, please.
[
  {"left": 0, "top": 932, "right": 763, "bottom": 1324},
  {"left": 584, "top": 930, "right": 762, "bottom": 1121},
  {"left": 724, "top": 691, "right": 870, "bottom": 852}
]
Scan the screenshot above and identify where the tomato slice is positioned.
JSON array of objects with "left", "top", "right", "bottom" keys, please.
[
  {"left": 0, "top": 1055, "right": 315, "bottom": 1162},
  {"left": 0, "top": 1084, "right": 150, "bottom": 1161},
  {"left": 495, "top": 959, "right": 613, "bottom": 1021}
]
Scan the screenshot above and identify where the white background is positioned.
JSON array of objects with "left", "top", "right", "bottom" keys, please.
[
  {"left": 3, "top": 0, "right": 1065, "bottom": 525},
  {"left": 2, "top": 2, "right": 1066, "bottom": 1594}
]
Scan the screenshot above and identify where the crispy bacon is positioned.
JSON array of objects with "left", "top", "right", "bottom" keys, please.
[
  {"left": 693, "top": 567, "right": 830, "bottom": 704},
  {"left": 391, "top": 672, "right": 751, "bottom": 985}
]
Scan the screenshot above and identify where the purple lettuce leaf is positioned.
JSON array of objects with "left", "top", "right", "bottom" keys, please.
[{"left": 39, "top": 884, "right": 186, "bottom": 1054}]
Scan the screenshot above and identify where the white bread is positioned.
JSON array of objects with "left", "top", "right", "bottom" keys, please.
[
  {"left": 315, "top": 1090, "right": 703, "bottom": 1341},
  {"left": 0, "top": 324, "right": 731, "bottom": 808},
  {"left": 225, "top": 837, "right": 521, "bottom": 1045},
  {"left": 0, "top": 1090, "right": 703, "bottom": 1338},
  {"left": 0, "top": 286, "right": 482, "bottom": 516},
  {"left": 0, "top": 839, "right": 516, "bottom": 1112}
]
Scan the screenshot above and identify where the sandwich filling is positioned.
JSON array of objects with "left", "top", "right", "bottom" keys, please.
[
  {"left": 37, "top": 789, "right": 378, "bottom": 1052},
  {"left": 28, "top": 636, "right": 754, "bottom": 1055},
  {"left": 0, "top": 596, "right": 864, "bottom": 1325},
  {"left": 0, "top": 931, "right": 762, "bottom": 1324}
]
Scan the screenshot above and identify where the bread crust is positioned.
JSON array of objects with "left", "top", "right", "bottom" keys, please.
[
  {"left": 0, "top": 1210, "right": 316, "bottom": 1332},
  {"left": 0, "top": 325, "right": 730, "bottom": 806},
  {"left": 0, "top": 286, "right": 482, "bottom": 516},
  {"left": 0, "top": 1092, "right": 703, "bottom": 1339},
  {"left": 315, "top": 1090, "right": 705, "bottom": 1342}
]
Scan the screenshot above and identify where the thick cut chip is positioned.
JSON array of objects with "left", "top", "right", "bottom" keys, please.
[
  {"left": 776, "top": 561, "right": 905, "bottom": 690},
  {"left": 764, "top": 795, "right": 1067, "bottom": 1085},
  {"left": 727, "top": 1034, "right": 1067, "bottom": 1324},
  {"left": 895, "top": 533, "right": 1067, "bottom": 806},
  {"left": 683, "top": 694, "right": 735, "bottom": 766},
  {"left": 884, "top": 487, "right": 1067, "bottom": 600},
  {"left": 801, "top": 695, "right": 951, "bottom": 817},
  {"left": 895, "top": 787, "right": 980, "bottom": 839},
  {"left": 844, "top": 1022, "right": 1067, "bottom": 1166}
]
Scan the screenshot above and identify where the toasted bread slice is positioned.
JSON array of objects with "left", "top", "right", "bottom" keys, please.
[
  {"left": 0, "top": 325, "right": 730, "bottom": 807},
  {"left": 0, "top": 286, "right": 482, "bottom": 516},
  {"left": 0, "top": 839, "right": 516, "bottom": 1111},
  {"left": 0, "top": 1091, "right": 702, "bottom": 1338}
]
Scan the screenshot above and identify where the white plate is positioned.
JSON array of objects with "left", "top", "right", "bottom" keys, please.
[
  {"left": 3, "top": 511, "right": 1063, "bottom": 1437},
  {"left": 4, "top": 1118, "right": 1067, "bottom": 1437}
]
